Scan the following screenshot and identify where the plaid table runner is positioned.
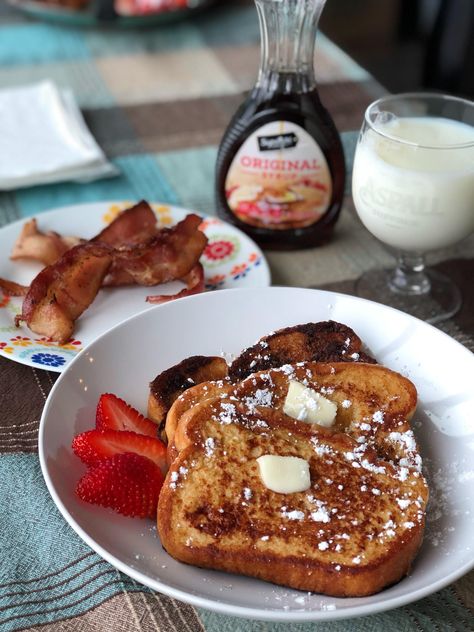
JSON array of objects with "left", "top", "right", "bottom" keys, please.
[{"left": 0, "top": 1, "right": 473, "bottom": 630}]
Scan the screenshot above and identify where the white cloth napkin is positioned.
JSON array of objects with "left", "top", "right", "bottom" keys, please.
[{"left": 0, "top": 81, "right": 118, "bottom": 190}]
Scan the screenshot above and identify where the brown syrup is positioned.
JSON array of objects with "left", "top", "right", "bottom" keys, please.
[{"left": 216, "top": 76, "right": 345, "bottom": 249}]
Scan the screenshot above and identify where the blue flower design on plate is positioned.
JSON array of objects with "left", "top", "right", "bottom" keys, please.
[
  {"left": 31, "top": 353, "right": 66, "bottom": 368},
  {"left": 205, "top": 279, "right": 226, "bottom": 291},
  {"left": 233, "top": 271, "right": 248, "bottom": 281}
]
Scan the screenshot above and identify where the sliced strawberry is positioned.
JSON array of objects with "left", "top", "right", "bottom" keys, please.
[
  {"left": 76, "top": 452, "right": 164, "bottom": 519},
  {"left": 96, "top": 393, "right": 157, "bottom": 437},
  {"left": 72, "top": 429, "right": 167, "bottom": 474}
]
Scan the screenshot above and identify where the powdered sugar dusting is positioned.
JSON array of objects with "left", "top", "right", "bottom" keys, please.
[
  {"left": 243, "top": 487, "right": 253, "bottom": 501},
  {"left": 372, "top": 411, "right": 384, "bottom": 424},
  {"left": 311, "top": 437, "right": 334, "bottom": 457},
  {"left": 281, "top": 507, "right": 305, "bottom": 521},
  {"left": 219, "top": 402, "right": 236, "bottom": 425},
  {"left": 424, "top": 457, "right": 472, "bottom": 547},
  {"left": 204, "top": 437, "right": 215, "bottom": 457},
  {"left": 307, "top": 496, "right": 331, "bottom": 523},
  {"left": 243, "top": 388, "right": 273, "bottom": 413}
]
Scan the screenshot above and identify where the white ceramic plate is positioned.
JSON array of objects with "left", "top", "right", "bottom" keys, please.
[
  {"left": 0, "top": 201, "right": 270, "bottom": 371},
  {"left": 39, "top": 287, "right": 474, "bottom": 622}
]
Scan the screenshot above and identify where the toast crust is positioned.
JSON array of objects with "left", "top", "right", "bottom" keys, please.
[
  {"left": 157, "top": 399, "right": 428, "bottom": 597},
  {"left": 165, "top": 379, "right": 233, "bottom": 463}
]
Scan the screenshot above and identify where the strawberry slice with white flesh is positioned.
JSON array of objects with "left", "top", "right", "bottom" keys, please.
[
  {"left": 96, "top": 393, "right": 157, "bottom": 437},
  {"left": 72, "top": 429, "right": 168, "bottom": 475}
]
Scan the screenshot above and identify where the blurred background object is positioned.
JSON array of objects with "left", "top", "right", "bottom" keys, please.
[
  {"left": 320, "top": 0, "right": 474, "bottom": 98},
  {"left": 5, "top": 0, "right": 473, "bottom": 99},
  {"left": 7, "top": 0, "right": 216, "bottom": 26}
]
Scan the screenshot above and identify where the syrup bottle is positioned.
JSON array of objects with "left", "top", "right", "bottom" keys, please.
[{"left": 215, "top": 0, "right": 345, "bottom": 249}]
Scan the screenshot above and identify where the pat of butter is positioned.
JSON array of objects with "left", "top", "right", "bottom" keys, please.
[
  {"left": 256, "top": 455, "right": 310, "bottom": 494},
  {"left": 283, "top": 380, "right": 337, "bottom": 427}
]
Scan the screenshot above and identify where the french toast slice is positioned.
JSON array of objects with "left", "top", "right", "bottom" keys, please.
[
  {"left": 170, "top": 362, "right": 419, "bottom": 470},
  {"left": 157, "top": 398, "right": 428, "bottom": 597},
  {"left": 229, "top": 321, "right": 376, "bottom": 382},
  {"left": 149, "top": 321, "right": 375, "bottom": 441},
  {"left": 165, "top": 379, "right": 233, "bottom": 463},
  {"left": 147, "top": 355, "right": 228, "bottom": 438},
  {"left": 234, "top": 362, "right": 419, "bottom": 468}
]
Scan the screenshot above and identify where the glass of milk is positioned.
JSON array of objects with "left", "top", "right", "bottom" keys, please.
[{"left": 352, "top": 93, "right": 474, "bottom": 323}]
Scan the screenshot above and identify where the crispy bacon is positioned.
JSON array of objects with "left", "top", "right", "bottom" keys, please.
[
  {"left": 16, "top": 243, "right": 112, "bottom": 344},
  {"left": 146, "top": 263, "right": 205, "bottom": 304},
  {"left": 0, "top": 278, "right": 29, "bottom": 297},
  {"left": 104, "top": 214, "right": 207, "bottom": 287},
  {"left": 92, "top": 200, "right": 158, "bottom": 247},
  {"left": 9, "top": 201, "right": 157, "bottom": 268},
  {"left": 10, "top": 218, "right": 82, "bottom": 266},
  {"left": 11, "top": 207, "right": 207, "bottom": 343}
]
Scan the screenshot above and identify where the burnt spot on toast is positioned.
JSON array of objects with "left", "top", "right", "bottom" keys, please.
[
  {"left": 187, "top": 502, "right": 243, "bottom": 537},
  {"left": 148, "top": 355, "right": 229, "bottom": 435},
  {"left": 229, "top": 321, "right": 376, "bottom": 381}
]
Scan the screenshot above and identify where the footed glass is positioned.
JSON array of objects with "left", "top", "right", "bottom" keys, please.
[{"left": 352, "top": 93, "right": 474, "bottom": 324}]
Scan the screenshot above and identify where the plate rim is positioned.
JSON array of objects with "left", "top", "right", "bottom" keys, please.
[
  {"left": 38, "top": 286, "right": 474, "bottom": 622},
  {"left": 0, "top": 200, "right": 271, "bottom": 372}
]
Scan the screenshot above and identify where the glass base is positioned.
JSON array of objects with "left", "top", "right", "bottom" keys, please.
[{"left": 355, "top": 268, "right": 462, "bottom": 324}]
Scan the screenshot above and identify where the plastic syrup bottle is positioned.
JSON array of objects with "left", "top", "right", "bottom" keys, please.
[{"left": 215, "top": 0, "right": 345, "bottom": 249}]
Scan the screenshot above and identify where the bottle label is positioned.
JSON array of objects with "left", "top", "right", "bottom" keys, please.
[{"left": 224, "top": 120, "right": 332, "bottom": 229}]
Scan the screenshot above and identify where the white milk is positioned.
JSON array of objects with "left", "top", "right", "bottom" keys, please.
[{"left": 352, "top": 117, "right": 474, "bottom": 251}]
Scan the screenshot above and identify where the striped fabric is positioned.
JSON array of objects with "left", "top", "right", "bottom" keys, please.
[{"left": 0, "top": 1, "right": 473, "bottom": 630}]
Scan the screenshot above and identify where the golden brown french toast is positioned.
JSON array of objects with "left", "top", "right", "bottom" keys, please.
[
  {"left": 147, "top": 355, "right": 228, "bottom": 438},
  {"left": 149, "top": 321, "right": 375, "bottom": 440},
  {"left": 169, "top": 362, "right": 419, "bottom": 470},
  {"left": 228, "top": 321, "right": 376, "bottom": 381},
  {"left": 165, "top": 379, "right": 233, "bottom": 463},
  {"left": 157, "top": 398, "right": 428, "bottom": 597}
]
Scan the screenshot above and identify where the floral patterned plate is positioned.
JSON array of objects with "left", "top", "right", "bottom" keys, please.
[{"left": 0, "top": 201, "right": 270, "bottom": 372}]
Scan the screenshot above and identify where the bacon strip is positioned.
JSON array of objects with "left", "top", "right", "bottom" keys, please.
[
  {"left": 9, "top": 201, "right": 157, "bottom": 268},
  {"left": 0, "top": 278, "right": 29, "bottom": 297},
  {"left": 11, "top": 218, "right": 82, "bottom": 266},
  {"left": 92, "top": 200, "right": 158, "bottom": 247},
  {"left": 16, "top": 243, "right": 112, "bottom": 344},
  {"left": 11, "top": 209, "right": 207, "bottom": 343},
  {"left": 146, "top": 262, "right": 205, "bottom": 304},
  {"left": 104, "top": 214, "right": 207, "bottom": 287}
]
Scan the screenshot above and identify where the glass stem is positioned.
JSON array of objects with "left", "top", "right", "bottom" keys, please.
[{"left": 389, "top": 251, "right": 431, "bottom": 296}]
